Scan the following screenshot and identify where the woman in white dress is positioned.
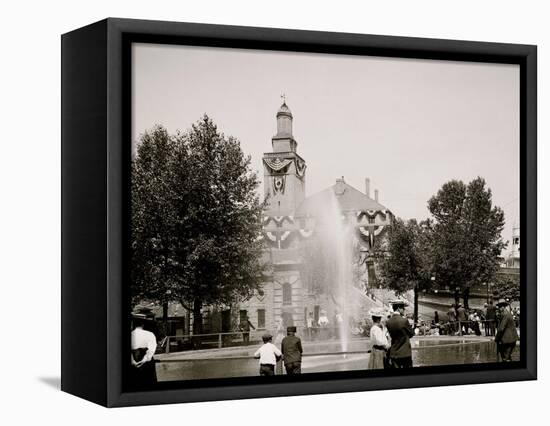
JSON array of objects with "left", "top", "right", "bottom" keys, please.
[{"left": 367, "top": 313, "right": 390, "bottom": 369}]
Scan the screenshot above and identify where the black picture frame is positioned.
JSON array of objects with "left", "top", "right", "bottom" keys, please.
[{"left": 61, "top": 18, "right": 537, "bottom": 407}]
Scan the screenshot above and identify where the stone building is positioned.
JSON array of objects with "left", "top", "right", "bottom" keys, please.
[
  {"left": 137, "top": 102, "right": 395, "bottom": 345},
  {"left": 505, "top": 225, "right": 520, "bottom": 268},
  {"left": 238, "top": 102, "right": 394, "bottom": 340}
]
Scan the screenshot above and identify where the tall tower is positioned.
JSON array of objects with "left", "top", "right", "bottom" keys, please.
[
  {"left": 511, "top": 225, "right": 520, "bottom": 256},
  {"left": 262, "top": 101, "right": 307, "bottom": 216},
  {"left": 509, "top": 224, "right": 520, "bottom": 268}
]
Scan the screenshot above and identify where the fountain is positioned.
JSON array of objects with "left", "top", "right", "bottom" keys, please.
[
  {"left": 311, "top": 186, "right": 359, "bottom": 353},
  {"left": 297, "top": 178, "right": 388, "bottom": 353}
]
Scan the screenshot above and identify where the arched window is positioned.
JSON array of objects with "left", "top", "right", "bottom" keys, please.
[{"left": 282, "top": 282, "right": 292, "bottom": 305}]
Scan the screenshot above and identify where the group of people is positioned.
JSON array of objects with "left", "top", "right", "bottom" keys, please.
[
  {"left": 445, "top": 298, "right": 519, "bottom": 361},
  {"left": 442, "top": 303, "right": 492, "bottom": 336},
  {"left": 439, "top": 299, "right": 518, "bottom": 343},
  {"left": 254, "top": 326, "right": 303, "bottom": 376},
  {"left": 364, "top": 297, "right": 520, "bottom": 369},
  {"left": 129, "top": 297, "right": 520, "bottom": 385},
  {"left": 367, "top": 306, "right": 414, "bottom": 369},
  {"left": 303, "top": 311, "right": 345, "bottom": 340},
  {"left": 255, "top": 305, "right": 418, "bottom": 375}
]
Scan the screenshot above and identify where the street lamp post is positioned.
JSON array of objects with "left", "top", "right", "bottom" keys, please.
[
  {"left": 359, "top": 246, "right": 370, "bottom": 288},
  {"left": 163, "top": 289, "right": 172, "bottom": 338},
  {"left": 486, "top": 282, "right": 492, "bottom": 303}
]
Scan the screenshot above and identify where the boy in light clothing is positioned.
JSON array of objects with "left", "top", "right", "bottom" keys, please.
[{"left": 254, "top": 333, "right": 282, "bottom": 376}]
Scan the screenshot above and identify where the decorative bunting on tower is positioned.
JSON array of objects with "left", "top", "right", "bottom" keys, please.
[
  {"left": 295, "top": 158, "right": 307, "bottom": 178},
  {"left": 263, "top": 157, "right": 293, "bottom": 173}
]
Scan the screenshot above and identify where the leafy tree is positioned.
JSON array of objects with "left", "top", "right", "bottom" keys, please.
[
  {"left": 379, "top": 218, "right": 433, "bottom": 322},
  {"left": 131, "top": 126, "right": 178, "bottom": 305},
  {"left": 131, "top": 116, "right": 268, "bottom": 340},
  {"left": 428, "top": 177, "right": 506, "bottom": 308},
  {"left": 492, "top": 273, "right": 520, "bottom": 301}
]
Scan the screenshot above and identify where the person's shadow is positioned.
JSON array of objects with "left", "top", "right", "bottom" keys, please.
[{"left": 38, "top": 377, "right": 61, "bottom": 389}]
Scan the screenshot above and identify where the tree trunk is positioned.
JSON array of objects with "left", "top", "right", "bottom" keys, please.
[
  {"left": 454, "top": 287, "right": 461, "bottom": 306},
  {"left": 413, "top": 283, "right": 419, "bottom": 325},
  {"left": 185, "top": 308, "right": 191, "bottom": 336},
  {"left": 192, "top": 299, "right": 203, "bottom": 349},
  {"left": 463, "top": 287, "right": 470, "bottom": 310},
  {"left": 162, "top": 300, "right": 169, "bottom": 338}
]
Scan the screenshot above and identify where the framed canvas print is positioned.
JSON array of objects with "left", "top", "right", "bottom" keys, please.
[{"left": 61, "top": 18, "right": 537, "bottom": 407}]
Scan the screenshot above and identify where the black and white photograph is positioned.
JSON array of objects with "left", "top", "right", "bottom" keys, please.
[
  {"left": 3, "top": 0, "right": 547, "bottom": 421},
  {"left": 129, "top": 43, "right": 522, "bottom": 386}
]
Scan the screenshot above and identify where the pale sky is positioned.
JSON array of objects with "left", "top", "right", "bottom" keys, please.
[{"left": 132, "top": 43, "right": 520, "bottom": 251}]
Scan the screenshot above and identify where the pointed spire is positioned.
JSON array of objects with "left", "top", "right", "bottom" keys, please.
[{"left": 276, "top": 97, "right": 293, "bottom": 137}]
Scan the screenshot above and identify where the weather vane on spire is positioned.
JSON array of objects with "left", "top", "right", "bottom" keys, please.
[{"left": 280, "top": 93, "right": 286, "bottom": 104}]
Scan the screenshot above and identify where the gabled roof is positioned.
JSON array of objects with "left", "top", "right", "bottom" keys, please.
[{"left": 296, "top": 179, "right": 388, "bottom": 217}]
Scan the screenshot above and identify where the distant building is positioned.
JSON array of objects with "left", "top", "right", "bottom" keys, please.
[{"left": 505, "top": 225, "right": 520, "bottom": 268}]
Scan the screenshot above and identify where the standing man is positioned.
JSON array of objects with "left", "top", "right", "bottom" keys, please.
[
  {"left": 447, "top": 304, "right": 457, "bottom": 334},
  {"left": 239, "top": 315, "right": 255, "bottom": 345},
  {"left": 485, "top": 300, "right": 497, "bottom": 336},
  {"left": 456, "top": 303, "right": 468, "bottom": 335},
  {"left": 495, "top": 299, "right": 519, "bottom": 362},
  {"left": 306, "top": 312, "right": 315, "bottom": 340},
  {"left": 130, "top": 316, "right": 158, "bottom": 388},
  {"left": 386, "top": 308, "right": 414, "bottom": 368},
  {"left": 281, "top": 326, "right": 303, "bottom": 375}
]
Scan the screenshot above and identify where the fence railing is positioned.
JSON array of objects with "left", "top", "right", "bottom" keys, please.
[
  {"left": 160, "top": 331, "right": 253, "bottom": 352},
  {"left": 416, "top": 319, "right": 504, "bottom": 336},
  {"left": 159, "top": 327, "right": 370, "bottom": 353},
  {"left": 158, "top": 319, "right": 519, "bottom": 353}
]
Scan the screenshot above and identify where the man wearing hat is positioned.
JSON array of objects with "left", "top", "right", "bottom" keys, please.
[
  {"left": 281, "top": 326, "right": 303, "bottom": 375},
  {"left": 456, "top": 303, "right": 468, "bottom": 335},
  {"left": 495, "top": 299, "right": 519, "bottom": 362},
  {"left": 447, "top": 304, "right": 457, "bottom": 334},
  {"left": 239, "top": 315, "right": 256, "bottom": 345},
  {"left": 485, "top": 300, "right": 497, "bottom": 336},
  {"left": 386, "top": 307, "right": 414, "bottom": 368}
]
